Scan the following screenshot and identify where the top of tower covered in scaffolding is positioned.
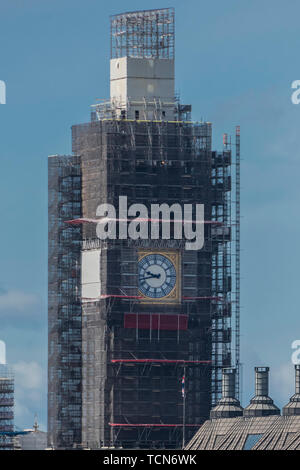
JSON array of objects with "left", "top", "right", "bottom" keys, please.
[{"left": 110, "top": 8, "right": 175, "bottom": 59}]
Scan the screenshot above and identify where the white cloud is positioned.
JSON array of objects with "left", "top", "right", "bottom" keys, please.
[
  {"left": 271, "top": 362, "right": 295, "bottom": 404},
  {"left": 13, "top": 361, "right": 43, "bottom": 390},
  {"left": 0, "top": 290, "right": 38, "bottom": 312},
  {"left": 14, "top": 399, "right": 31, "bottom": 424},
  {"left": 11, "top": 361, "right": 46, "bottom": 430}
]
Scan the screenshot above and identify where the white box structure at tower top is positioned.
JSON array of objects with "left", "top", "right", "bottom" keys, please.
[{"left": 109, "top": 8, "right": 176, "bottom": 121}]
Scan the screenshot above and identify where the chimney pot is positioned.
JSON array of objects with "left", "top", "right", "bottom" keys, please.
[
  {"left": 210, "top": 368, "right": 243, "bottom": 419},
  {"left": 282, "top": 365, "right": 300, "bottom": 416},
  {"left": 243, "top": 366, "right": 280, "bottom": 418}
]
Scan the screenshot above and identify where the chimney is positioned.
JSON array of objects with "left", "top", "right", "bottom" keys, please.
[
  {"left": 243, "top": 367, "right": 280, "bottom": 417},
  {"left": 210, "top": 368, "right": 243, "bottom": 419},
  {"left": 282, "top": 365, "right": 300, "bottom": 416}
]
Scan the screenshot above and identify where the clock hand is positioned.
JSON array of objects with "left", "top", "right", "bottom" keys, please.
[
  {"left": 146, "top": 271, "right": 161, "bottom": 278},
  {"left": 139, "top": 274, "right": 161, "bottom": 281}
]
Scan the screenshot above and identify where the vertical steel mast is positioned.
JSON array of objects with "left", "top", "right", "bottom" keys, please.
[{"left": 235, "top": 126, "right": 241, "bottom": 399}]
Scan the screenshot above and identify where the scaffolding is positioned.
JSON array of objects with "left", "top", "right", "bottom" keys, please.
[
  {"left": 0, "top": 366, "right": 14, "bottom": 450},
  {"left": 48, "top": 114, "right": 235, "bottom": 449},
  {"left": 235, "top": 126, "right": 241, "bottom": 398},
  {"left": 91, "top": 98, "right": 191, "bottom": 124},
  {"left": 48, "top": 155, "right": 82, "bottom": 449},
  {"left": 110, "top": 8, "right": 175, "bottom": 59},
  {"left": 210, "top": 141, "right": 232, "bottom": 405},
  {"left": 67, "top": 117, "right": 231, "bottom": 448},
  {"left": 47, "top": 3, "right": 242, "bottom": 449}
]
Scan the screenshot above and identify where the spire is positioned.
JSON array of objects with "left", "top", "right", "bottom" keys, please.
[{"left": 33, "top": 413, "right": 39, "bottom": 432}]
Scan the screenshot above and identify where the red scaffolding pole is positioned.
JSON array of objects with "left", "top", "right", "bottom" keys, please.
[
  {"left": 65, "top": 217, "right": 223, "bottom": 225},
  {"left": 83, "top": 295, "right": 224, "bottom": 301},
  {"left": 81, "top": 294, "right": 143, "bottom": 301},
  {"left": 110, "top": 359, "right": 212, "bottom": 364},
  {"left": 109, "top": 423, "right": 199, "bottom": 427}
]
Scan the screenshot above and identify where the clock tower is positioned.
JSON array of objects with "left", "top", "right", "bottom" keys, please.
[{"left": 48, "top": 8, "right": 236, "bottom": 450}]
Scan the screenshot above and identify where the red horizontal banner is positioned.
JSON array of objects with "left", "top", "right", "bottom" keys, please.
[{"left": 124, "top": 313, "right": 188, "bottom": 330}]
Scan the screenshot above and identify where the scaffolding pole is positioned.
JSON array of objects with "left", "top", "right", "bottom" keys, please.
[
  {"left": 182, "top": 365, "right": 186, "bottom": 448},
  {"left": 235, "top": 126, "right": 241, "bottom": 399}
]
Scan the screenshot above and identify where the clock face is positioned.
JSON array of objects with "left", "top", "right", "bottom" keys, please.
[{"left": 138, "top": 253, "right": 177, "bottom": 299}]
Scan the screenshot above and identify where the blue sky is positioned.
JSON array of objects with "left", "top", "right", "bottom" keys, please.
[{"left": 0, "top": 0, "right": 300, "bottom": 430}]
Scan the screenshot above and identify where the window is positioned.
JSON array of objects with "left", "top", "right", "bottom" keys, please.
[{"left": 243, "top": 434, "right": 263, "bottom": 450}]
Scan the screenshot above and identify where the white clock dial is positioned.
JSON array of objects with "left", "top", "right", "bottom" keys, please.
[{"left": 138, "top": 253, "right": 176, "bottom": 299}]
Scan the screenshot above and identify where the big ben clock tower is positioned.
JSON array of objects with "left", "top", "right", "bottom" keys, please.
[{"left": 48, "top": 8, "right": 234, "bottom": 450}]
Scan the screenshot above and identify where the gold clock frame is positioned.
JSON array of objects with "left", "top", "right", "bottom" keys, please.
[{"left": 138, "top": 250, "right": 181, "bottom": 304}]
